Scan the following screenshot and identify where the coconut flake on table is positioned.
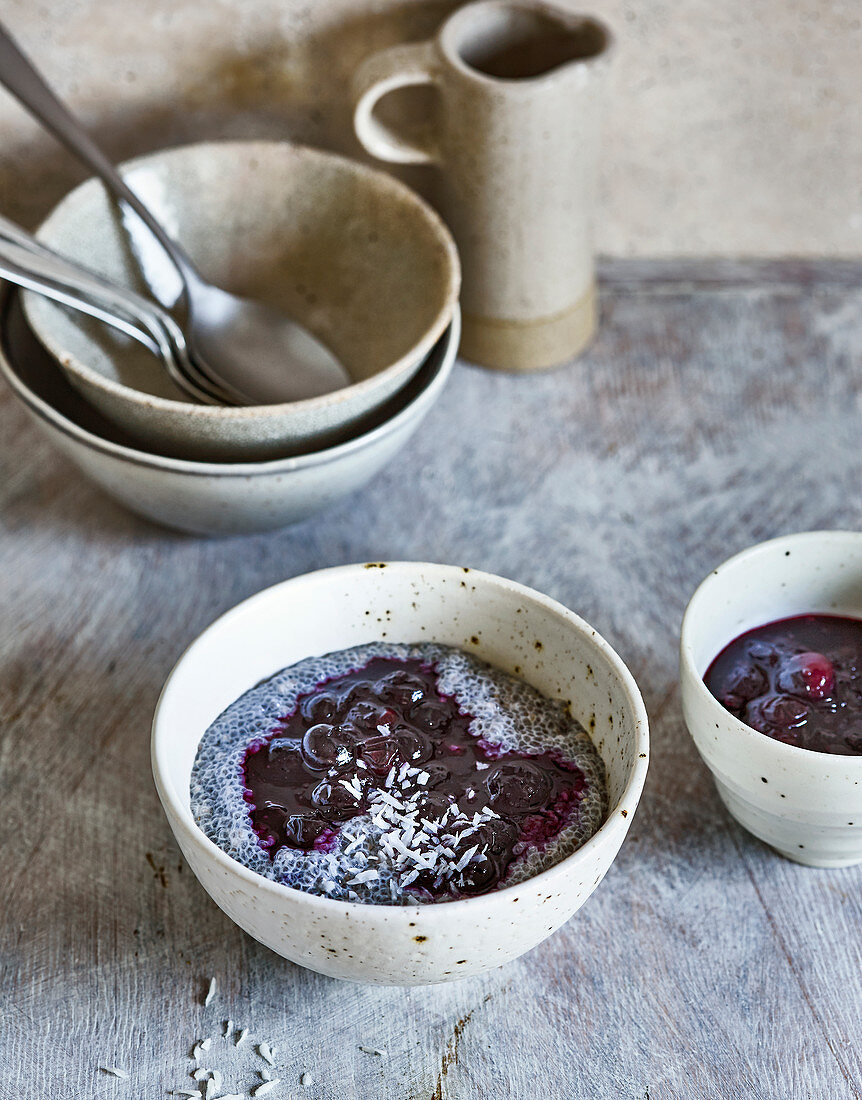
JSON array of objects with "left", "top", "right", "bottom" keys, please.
[{"left": 257, "top": 1042, "right": 276, "bottom": 1066}]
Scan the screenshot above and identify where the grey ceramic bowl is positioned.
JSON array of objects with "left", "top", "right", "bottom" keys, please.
[
  {"left": 0, "top": 289, "right": 460, "bottom": 536},
  {"left": 23, "top": 140, "right": 460, "bottom": 462}
]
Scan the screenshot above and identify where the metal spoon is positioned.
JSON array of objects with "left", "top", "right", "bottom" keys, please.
[
  {"left": 0, "top": 213, "right": 236, "bottom": 403},
  {"left": 0, "top": 21, "right": 351, "bottom": 406},
  {"left": 0, "top": 235, "right": 225, "bottom": 404}
]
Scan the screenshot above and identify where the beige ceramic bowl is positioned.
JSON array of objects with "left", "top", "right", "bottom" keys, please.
[
  {"left": 681, "top": 531, "right": 862, "bottom": 867},
  {"left": 23, "top": 140, "right": 460, "bottom": 462},
  {"left": 0, "top": 289, "right": 460, "bottom": 536}
]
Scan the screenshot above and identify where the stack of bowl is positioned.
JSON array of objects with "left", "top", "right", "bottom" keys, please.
[{"left": 0, "top": 141, "right": 461, "bottom": 536}]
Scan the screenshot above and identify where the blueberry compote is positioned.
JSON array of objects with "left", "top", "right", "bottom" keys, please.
[
  {"left": 704, "top": 614, "right": 862, "bottom": 754},
  {"left": 242, "top": 657, "right": 589, "bottom": 899}
]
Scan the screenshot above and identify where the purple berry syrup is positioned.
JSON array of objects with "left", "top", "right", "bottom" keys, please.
[
  {"left": 242, "top": 657, "right": 589, "bottom": 898},
  {"left": 704, "top": 614, "right": 862, "bottom": 755}
]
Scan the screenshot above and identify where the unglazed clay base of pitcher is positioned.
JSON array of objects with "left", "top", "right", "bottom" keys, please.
[{"left": 460, "top": 283, "right": 597, "bottom": 371}]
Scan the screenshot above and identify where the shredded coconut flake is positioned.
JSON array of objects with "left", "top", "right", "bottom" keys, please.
[
  {"left": 204, "top": 978, "right": 217, "bottom": 1007},
  {"left": 455, "top": 844, "right": 480, "bottom": 872},
  {"left": 348, "top": 868, "right": 379, "bottom": 885}
]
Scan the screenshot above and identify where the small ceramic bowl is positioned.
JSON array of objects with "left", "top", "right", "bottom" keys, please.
[
  {"left": 152, "top": 562, "right": 649, "bottom": 985},
  {"left": 0, "top": 290, "right": 459, "bottom": 536},
  {"left": 680, "top": 531, "right": 862, "bottom": 867},
  {"left": 23, "top": 140, "right": 460, "bottom": 462}
]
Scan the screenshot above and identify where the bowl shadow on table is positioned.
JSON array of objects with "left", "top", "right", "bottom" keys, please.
[{"left": 0, "top": 0, "right": 459, "bottom": 232}]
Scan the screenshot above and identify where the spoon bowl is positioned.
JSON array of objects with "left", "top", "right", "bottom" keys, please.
[{"left": 186, "top": 280, "right": 350, "bottom": 404}]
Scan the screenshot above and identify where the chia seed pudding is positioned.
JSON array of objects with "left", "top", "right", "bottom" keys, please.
[{"left": 190, "top": 642, "right": 607, "bottom": 905}]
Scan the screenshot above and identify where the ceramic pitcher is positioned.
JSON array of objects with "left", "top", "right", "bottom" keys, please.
[{"left": 353, "top": 0, "right": 614, "bottom": 371}]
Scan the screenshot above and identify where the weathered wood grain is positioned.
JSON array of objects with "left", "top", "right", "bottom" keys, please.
[{"left": 2, "top": 259, "right": 862, "bottom": 1100}]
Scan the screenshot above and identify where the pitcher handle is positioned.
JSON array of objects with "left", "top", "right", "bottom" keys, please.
[{"left": 352, "top": 41, "right": 440, "bottom": 166}]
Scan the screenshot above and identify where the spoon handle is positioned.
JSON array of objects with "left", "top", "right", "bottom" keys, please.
[
  {"left": 0, "top": 21, "right": 196, "bottom": 282},
  {"left": 0, "top": 214, "right": 178, "bottom": 346},
  {"left": 0, "top": 212, "right": 57, "bottom": 257},
  {"left": 0, "top": 214, "right": 235, "bottom": 404},
  {"left": 0, "top": 237, "right": 222, "bottom": 403},
  {"left": 0, "top": 212, "right": 181, "bottom": 355},
  {"left": 0, "top": 250, "right": 161, "bottom": 354}
]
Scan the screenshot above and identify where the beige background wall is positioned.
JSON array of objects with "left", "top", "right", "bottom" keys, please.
[{"left": 0, "top": 0, "right": 859, "bottom": 256}]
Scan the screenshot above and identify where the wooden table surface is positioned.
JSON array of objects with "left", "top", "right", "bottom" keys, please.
[{"left": 2, "top": 258, "right": 862, "bottom": 1100}]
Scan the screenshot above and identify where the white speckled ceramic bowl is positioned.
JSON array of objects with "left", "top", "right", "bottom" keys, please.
[
  {"left": 681, "top": 531, "right": 862, "bottom": 868},
  {"left": 23, "top": 140, "right": 460, "bottom": 461},
  {"left": 0, "top": 290, "right": 458, "bottom": 536},
  {"left": 152, "top": 562, "right": 649, "bottom": 985}
]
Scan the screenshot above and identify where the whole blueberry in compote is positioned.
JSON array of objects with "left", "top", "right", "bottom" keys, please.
[
  {"left": 704, "top": 614, "right": 862, "bottom": 755},
  {"left": 775, "top": 652, "right": 834, "bottom": 700},
  {"left": 718, "top": 660, "right": 769, "bottom": 711}
]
